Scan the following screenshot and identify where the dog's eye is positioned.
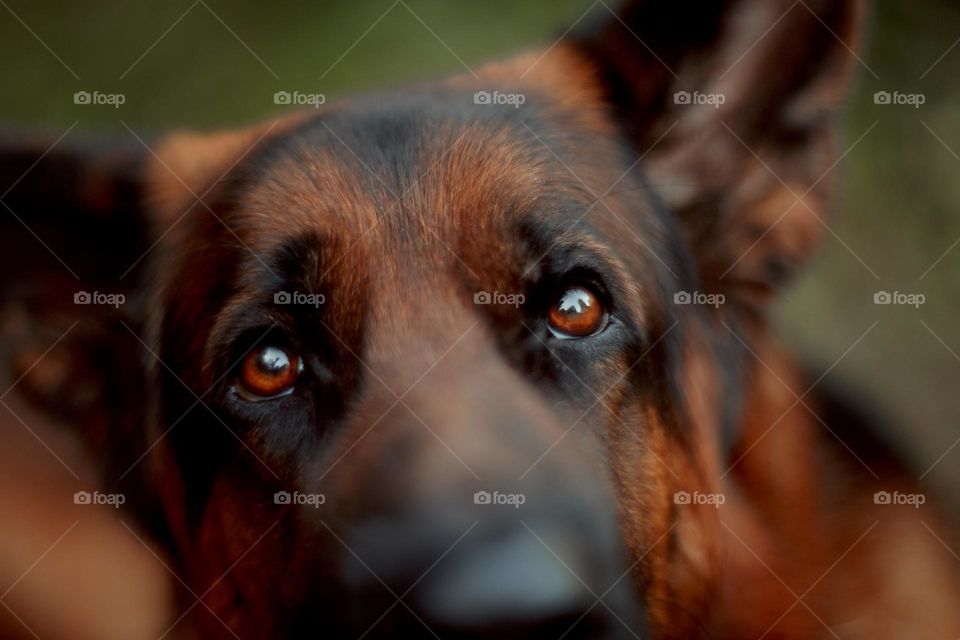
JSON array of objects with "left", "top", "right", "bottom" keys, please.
[
  {"left": 238, "top": 346, "right": 301, "bottom": 399},
  {"left": 548, "top": 285, "right": 607, "bottom": 339}
]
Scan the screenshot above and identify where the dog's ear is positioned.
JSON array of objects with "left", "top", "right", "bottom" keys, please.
[
  {"left": 0, "top": 129, "right": 151, "bottom": 285},
  {"left": 0, "top": 123, "right": 293, "bottom": 553},
  {"left": 0, "top": 124, "right": 282, "bottom": 488},
  {"left": 0, "top": 129, "right": 157, "bottom": 488},
  {"left": 566, "top": 0, "right": 865, "bottom": 306}
]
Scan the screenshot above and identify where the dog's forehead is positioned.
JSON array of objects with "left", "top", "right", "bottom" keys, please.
[
  {"left": 155, "top": 86, "right": 676, "bottom": 346},
  {"left": 205, "top": 94, "right": 675, "bottom": 313},
  {"left": 228, "top": 98, "right": 599, "bottom": 252}
]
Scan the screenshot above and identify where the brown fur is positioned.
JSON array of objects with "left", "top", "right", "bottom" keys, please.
[{"left": 1, "top": 1, "right": 959, "bottom": 639}]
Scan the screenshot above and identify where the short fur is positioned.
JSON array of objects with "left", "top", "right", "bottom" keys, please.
[{"left": 1, "top": 1, "right": 958, "bottom": 638}]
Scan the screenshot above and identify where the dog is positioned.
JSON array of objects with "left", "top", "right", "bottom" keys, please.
[{"left": 2, "top": 0, "right": 959, "bottom": 637}]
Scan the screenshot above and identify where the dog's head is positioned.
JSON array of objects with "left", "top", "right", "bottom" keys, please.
[{"left": 1, "top": 0, "right": 863, "bottom": 637}]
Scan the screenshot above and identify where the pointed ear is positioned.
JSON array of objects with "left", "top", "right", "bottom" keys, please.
[
  {"left": 0, "top": 128, "right": 150, "bottom": 285},
  {"left": 567, "top": 0, "right": 865, "bottom": 306},
  {"left": 0, "top": 128, "right": 157, "bottom": 485},
  {"left": 0, "top": 120, "right": 287, "bottom": 487}
]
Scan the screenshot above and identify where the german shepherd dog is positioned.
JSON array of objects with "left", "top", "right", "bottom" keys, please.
[{"left": 1, "top": 0, "right": 958, "bottom": 638}]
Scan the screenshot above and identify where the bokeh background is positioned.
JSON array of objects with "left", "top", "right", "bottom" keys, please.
[{"left": 0, "top": 4, "right": 958, "bottom": 632}]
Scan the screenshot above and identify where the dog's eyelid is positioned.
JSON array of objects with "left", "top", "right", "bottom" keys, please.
[
  {"left": 232, "top": 381, "right": 297, "bottom": 403},
  {"left": 206, "top": 302, "right": 299, "bottom": 366}
]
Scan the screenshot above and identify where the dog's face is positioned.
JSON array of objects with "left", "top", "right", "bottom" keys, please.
[
  {"left": 1, "top": 1, "right": 863, "bottom": 638},
  {"left": 150, "top": 52, "right": 692, "bottom": 637},
  {"left": 149, "top": 55, "right": 689, "bottom": 639}
]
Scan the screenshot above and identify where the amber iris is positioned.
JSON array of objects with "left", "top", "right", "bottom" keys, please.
[
  {"left": 548, "top": 286, "right": 605, "bottom": 338},
  {"left": 239, "top": 346, "right": 300, "bottom": 398}
]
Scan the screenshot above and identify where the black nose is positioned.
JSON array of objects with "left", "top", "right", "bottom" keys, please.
[
  {"left": 411, "top": 528, "right": 610, "bottom": 638},
  {"left": 336, "top": 519, "right": 645, "bottom": 640}
]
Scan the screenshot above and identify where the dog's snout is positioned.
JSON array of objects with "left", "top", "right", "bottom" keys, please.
[{"left": 306, "top": 336, "right": 645, "bottom": 637}]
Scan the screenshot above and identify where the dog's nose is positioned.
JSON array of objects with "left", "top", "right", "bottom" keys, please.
[
  {"left": 409, "top": 527, "right": 608, "bottom": 638},
  {"left": 336, "top": 518, "right": 643, "bottom": 639}
]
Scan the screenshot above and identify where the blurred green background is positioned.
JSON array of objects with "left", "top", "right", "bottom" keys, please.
[{"left": 1, "top": 0, "right": 958, "bottom": 506}]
